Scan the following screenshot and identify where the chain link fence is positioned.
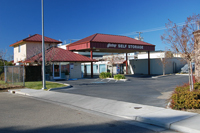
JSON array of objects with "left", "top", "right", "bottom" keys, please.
[{"left": 1, "top": 66, "right": 25, "bottom": 86}]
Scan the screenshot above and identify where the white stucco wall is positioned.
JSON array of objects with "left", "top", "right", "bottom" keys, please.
[
  {"left": 130, "top": 57, "right": 186, "bottom": 75},
  {"left": 14, "top": 42, "right": 57, "bottom": 63},
  {"left": 137, "top": 52, "right": 165, "bottom": 59},
  {"left": 14, "top": 43, "right": 26, "bottom": 63},
  {"left": 69, "top": 62, "right": 82, "bottom": 79}
]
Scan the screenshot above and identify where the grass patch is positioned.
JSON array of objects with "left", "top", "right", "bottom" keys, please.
[
  {"left": 0, "top": 80, "right": 67, "bottom": 91},
  {"left": 0, "top": 80, "right": 23, "bottom": 90},
  {"left": 25, "top": 81, "right": 67, "bottom": 90}
]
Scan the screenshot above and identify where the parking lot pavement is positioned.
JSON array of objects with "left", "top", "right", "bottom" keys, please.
[{"left": 54, "top": 75, "right": 188, "bottom": 108}]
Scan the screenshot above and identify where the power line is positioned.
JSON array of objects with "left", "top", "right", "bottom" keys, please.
[
  {"left": 68, "top": 39, "right": 80, "bottom": 44},
  {"left": 122, "top": 22, "right": 190, "bottom": 36}
]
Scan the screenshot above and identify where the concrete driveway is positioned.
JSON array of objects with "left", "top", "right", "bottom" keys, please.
[{"left": 53, "top": 75, "right": 188, "bottom": 108}]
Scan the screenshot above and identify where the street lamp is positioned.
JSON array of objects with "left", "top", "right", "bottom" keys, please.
[{"left": 41, "top": 0, "right": 46, "bottom": 90}]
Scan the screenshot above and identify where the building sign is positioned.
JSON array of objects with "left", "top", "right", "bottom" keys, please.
[
  {"left": 107, "top": 43, "right": 117, "bottom": 48},
  {"left": 107, "top": 43, "right": 143, "bottom": 49}
]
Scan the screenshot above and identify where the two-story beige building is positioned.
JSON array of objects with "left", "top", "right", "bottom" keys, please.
[
  {"left": 10, "top": 34, "right": 97, "bottom": 80},
  {"left": 10, "top": 34, "right": 62, "bottom": 64}
]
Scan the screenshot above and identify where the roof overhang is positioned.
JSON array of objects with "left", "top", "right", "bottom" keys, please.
[
  {"left": 24, "top": 47, "right": 98, "bottom": 63},
  {"left": 10, "top": 34, "right": 62, "bottom": 47},
  {"left": 67, "top": 41, "right": 155, "bottom": 53},
  {"left": 10, "top": 40, "right": 62, "bottom": 47}
]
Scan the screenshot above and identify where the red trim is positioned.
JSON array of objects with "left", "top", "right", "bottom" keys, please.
[{"left": 9, "top": 40, "right": 23, "bottom": 47}]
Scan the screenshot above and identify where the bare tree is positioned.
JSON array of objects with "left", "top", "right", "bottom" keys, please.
[
  {"left": 161, "top": 14, "right": 200, "bottom": 91},
  {"left": 0, "top": 49, "right": 8, "bottom": 66},
  {"left": 158, "top": 50, "right": 173, "bottom": 75},
  {"left": 103, "top": 54, "right": 124, "bottom": 77},
  {"left": 194, "top": 29, "right": 200, "bottom": 82}
]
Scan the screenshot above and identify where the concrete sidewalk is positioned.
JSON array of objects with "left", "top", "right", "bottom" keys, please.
[{"left": 9, "top": 88, "right": 200, "bottom": 133}]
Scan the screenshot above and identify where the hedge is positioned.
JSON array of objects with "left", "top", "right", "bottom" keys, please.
[
  {"left": 170, "top": 83, "right": 200, "bottom": 110},
  {"left": 99, "top": 72, "right": 111, "bottom": 79},
  {"left": 114, "top": 74, "right": 125, "bottom": 80}
]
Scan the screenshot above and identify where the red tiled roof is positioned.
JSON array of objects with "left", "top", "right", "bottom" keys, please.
[
  {"left": 10, "top": 34, "right": 62, "bottom": 47},
  {"left": 25, "top": 47, "right": 97, "bottom": 63},
  {"left": 68, "top": 33, "right": 154, "bottom": 46}
]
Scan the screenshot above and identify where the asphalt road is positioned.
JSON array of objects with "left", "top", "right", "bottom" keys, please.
[
  {"left": 0, "top": 92, "right": 157, "bottom": 133},
  {"left": 54, "top": 75, "right": 188, "bottom": 107}
]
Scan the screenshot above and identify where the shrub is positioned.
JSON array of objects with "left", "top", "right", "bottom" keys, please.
[
  {"left": 99, "top": 72, "right": 106, "bottom": 79},
  {"left": 105, "top": 72, "right": 111, "bottom": 78},
  {"left": 114, "top": 74, "right": 125, "bottom": 80},
  {"left": 99, "top": 72, "right": 111, "bottom": 79},
  {"left": 170, "top": 82, "right": 200, "bottom": 110}
]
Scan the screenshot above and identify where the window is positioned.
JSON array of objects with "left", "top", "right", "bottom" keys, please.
[{"left": 18, "top": 45, "right": 21, "bottom": 53}]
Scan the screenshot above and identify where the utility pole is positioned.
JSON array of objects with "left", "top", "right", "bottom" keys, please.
[
  {"left": 41, "top": 0, "right": 46, "bottom": 90},
  {"left": 136, "top": 32, "right": 143, "bottom": 41},
  {"left": 69, "top": 39, "right": 72, "bottom": 44}
]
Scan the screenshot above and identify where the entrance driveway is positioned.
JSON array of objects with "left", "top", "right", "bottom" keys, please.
[{"left": 53, "top": 75, "right": 188, "bottom": 108}]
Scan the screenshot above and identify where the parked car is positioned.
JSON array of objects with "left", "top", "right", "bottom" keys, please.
[{"left": 181, "top": 63, "right": 195, "bottom": 73}]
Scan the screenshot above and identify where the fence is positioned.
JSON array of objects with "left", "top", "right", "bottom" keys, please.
[{"left": 2, "top": 66, "right": 25, "bottom": 86}]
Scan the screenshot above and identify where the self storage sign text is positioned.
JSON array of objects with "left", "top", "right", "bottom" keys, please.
[{"left": 107, "top": 43, "right": 143, "bottom": 49}]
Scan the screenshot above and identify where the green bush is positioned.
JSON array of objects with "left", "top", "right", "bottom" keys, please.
[
  {"left": 99, "top": 72, "right": 111, "bottom": 79},
  {"left": 99, "top": 72, "right": 106, "bottom": 79},
  {"left": 105, "top": 72, "right": 111, "bottom": 78},
  {"left": 170, "top": 82, "right": 200, "bottom": 110},
  {"left": 114, "top": 74, "right": 125, "bottom": 80}
]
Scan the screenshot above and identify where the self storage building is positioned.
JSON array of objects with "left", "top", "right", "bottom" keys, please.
[{"left": 66, "top": 33, "right": 155, "bottom": 77}]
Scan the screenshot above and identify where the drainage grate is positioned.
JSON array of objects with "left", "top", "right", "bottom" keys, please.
[{"left": 134, "top": 107, "right": 142, "bottom": 109}]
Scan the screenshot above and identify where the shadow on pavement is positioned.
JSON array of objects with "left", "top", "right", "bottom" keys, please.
[{"left": 0, "top": 121, "right": 164, "bottom": 133}]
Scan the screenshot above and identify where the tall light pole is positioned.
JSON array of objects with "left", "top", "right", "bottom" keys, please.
[{"left": 42, "top": 0, "right": 46, "bottom": 90}]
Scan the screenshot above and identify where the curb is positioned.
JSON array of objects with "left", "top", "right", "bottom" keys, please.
[
  {"left": 48, "top": 81, "right": 70, "bottom": 86},
  {"left": 151, "top": 74, "right": 175, "bottom": 78},
  {"left": 48, "top": 85, "right": 73, "bottom": 91},
  {"left": 8, "top": 90, "right": 30, "bottom": 96},
  {"left": 47, "top": 81, "right": 72, "bottom": 91},
  {"left": 106, "top": 78, "right": 128, "bottom": 82},
  {"left": 175, "top": 74, "right": 189, "bottom": 76},
  {"left": 152, "top": 75, "right": 167, "bottom": 78}
]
